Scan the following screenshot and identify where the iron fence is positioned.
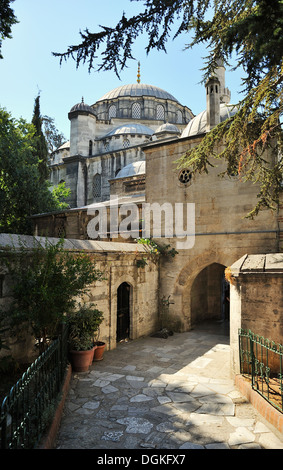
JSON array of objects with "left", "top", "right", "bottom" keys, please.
[
  {"left": 0, "top": 324, "right": 69, "bottom": 449},
  {"left": 239, "top": 328, "right": 283, "bottom": 413}
]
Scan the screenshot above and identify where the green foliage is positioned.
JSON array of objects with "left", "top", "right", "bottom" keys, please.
[
  {"left": 0, "top": 0, "right": 18, "bottom": 59},
  {"left": 42, "top": 115, "right": 66, "bottom": 153},
  {"left": 0, "top": 107, "right": 67, "bottom": 234},
  {"left": 136, "top": 238, "right": 178, "bottom": 262},
  {"left": 177, "top": 70, "right": 283, "bottom": 217},
  {"left": 67, "top": 303, "right": 104, "bottom": 351},
  {"left": 51, "top": 181, "right": 71, "bottom": 210},
  {"left": 31, "top": 95, "right": 49, "bottom": 183},
  {"left": 54, "top": 0, "right": 283, "bottom": 217},
  {"left": 4, "top": 237, "right": 104, "bottom": 352}
]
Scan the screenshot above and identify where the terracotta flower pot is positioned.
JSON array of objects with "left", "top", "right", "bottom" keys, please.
[
  {"left": 93, "top": 341, "right": 106, "bottom": 361},
  {"left": 70, "top": 346, "right": 96, "bottom": 372}
]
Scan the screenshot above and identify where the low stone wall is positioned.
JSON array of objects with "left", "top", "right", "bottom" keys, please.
[
  {"left": 0, "top": 234, "right": 159, "bottom": 362},
  {"left": 229, "top": 253, "right": 283, "bottom": 376}
]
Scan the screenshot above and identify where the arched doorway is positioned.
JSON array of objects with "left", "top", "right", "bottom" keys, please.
[
  {"left": 117, "top": 282, "right": 131, "bottom": 342},
  {"left": 191, "top": 263, "right": 229, "bottom": 327}
]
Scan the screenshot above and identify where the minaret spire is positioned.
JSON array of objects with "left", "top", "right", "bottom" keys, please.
[{"left": 137, "top": 61, "right": 141, "bottom": 83}]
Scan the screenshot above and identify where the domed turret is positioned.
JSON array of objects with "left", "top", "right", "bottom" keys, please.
[
  {"left": 68, "top": 97, "right": 96, "bottom": 158},
  {"left": 68, "top": 97, "right": 96, "bottom": 119},
  {"left": 154, "top": 122, "right": 180, "bottom": 139}
]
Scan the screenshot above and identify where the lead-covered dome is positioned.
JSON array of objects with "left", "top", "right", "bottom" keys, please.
[
  {"left": 154, "top": 123, "right": 180, "bottom": 135},
  {"left": 181, "top": 103, "right": 238, "bottom": 138},
  {"left": 103, "top": 123, "right": 154, "bottom": 138},
  {"left": 92, "top": 82, "right": 193, "bottom": 124},
  {"left": 97, "top": 83, "right": 180, "bottom": 103},
  {"left": 69, "top": 98, "right": 96, "bottom": 118},
  {"left": 115, "top": 161, "right": 145, "bottom": 179}
]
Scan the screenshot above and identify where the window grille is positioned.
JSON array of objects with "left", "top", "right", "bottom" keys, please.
[
  {"left": 108, "top": 105, "right": 117, "bottom": 119},
  {"left": 57, "top": 222, "right": 66, "bottom": 239},
  {"left": 93, "top": 173, "right": 101, "bottom": 199},
  {"left": 179, "top": 169, "right": 192, "bottom": 184},
  {"left": 123, "top": 139, "right": 130, "bottom": 148},
  {"left": 156, "top": 104, "right": 165, "bottom": 120},
  {"left": 132, "top": 102, "right": 141, "bottom": 119}
]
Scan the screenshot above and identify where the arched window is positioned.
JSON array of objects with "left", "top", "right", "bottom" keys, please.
[
  {"left": 92, "top": 173, "right": 101, "bottom": 199},
  {"left": 108, "top": 105, "right": 117, "bottom": 119},
  {"left": 123, "top": 138, "right": 130, "bottom": 148},
  {"left": 177, "top": 110, "right": 182, "bottom": 124},
  {"left": 156, "top": 104, "right": 165, "bottom": 120},
  {"left": 89, "top": 140, "right": 93, "bottom": 156},
  {"left": 132, "top": 102, "right": 141, "bottom": 119}
]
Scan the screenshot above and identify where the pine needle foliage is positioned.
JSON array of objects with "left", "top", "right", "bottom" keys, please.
[{"left": 53, "top": 0, "right": 283, "bottom": 217}]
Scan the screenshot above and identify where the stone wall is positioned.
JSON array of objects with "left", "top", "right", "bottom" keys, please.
[
  {"left": 144, "top": 136, "right": 280, "bottom": 332},
  {"left": 0, "top": 234, "right": 159, "bottom": 363},
  {"left": 229, "top": 253, "right": 283, "bottom": 376}
]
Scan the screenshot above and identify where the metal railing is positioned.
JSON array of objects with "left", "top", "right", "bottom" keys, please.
[
  {"left": 0, "top": 325, "right": 69, "bottom": 449},
  {"left": 239, "top": 329, "right": 283, "bottom": 413}
]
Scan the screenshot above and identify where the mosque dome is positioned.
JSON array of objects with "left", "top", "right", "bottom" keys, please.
[
  {"left": 104, "top": 123, "right": 154, "bottom": 138},
  {"left": 69, "top": 98, "right": 96, "bottom": 117},
  {"left": 115, "top": 161, "right": 146, "bottom": 179},
  {"left": 154, "top": 123, "right": 180, "bottom": 135},
  {"left": 181, "top": 103, "right": 238, "bottom": 138},
  {"left": 97, "top": 83, "right": 180, "bottom": 103}
]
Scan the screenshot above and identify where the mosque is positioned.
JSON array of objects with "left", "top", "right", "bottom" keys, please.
[
  {"left": 31, "top": 59, "right": 282, "bottom": 372},
  {"left": 44, "top": 59, "right": 238, "bottom": 238},
  {"left": 49, "top": 61, "right": 194, "bottom": 209}
]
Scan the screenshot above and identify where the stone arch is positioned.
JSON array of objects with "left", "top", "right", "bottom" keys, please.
[
  {"left": 110, "top": 275, "right": 135, "bottom": 348},
  {"left": 174, "top": 251, "right": 230, "bottom": 331},
  {"left": 117, "top": 282, "right": 131, "bottom": 342},
  {"left": 190, "top": 262, "right": 227, "bottom": 326}
]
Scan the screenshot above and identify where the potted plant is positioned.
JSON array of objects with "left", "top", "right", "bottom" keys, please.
[
  {"left": 93, "top": 327, "right": 106, "bottom": 361},
  {"left": 67, "top": 303, "right": 104, "bottom": 372}
]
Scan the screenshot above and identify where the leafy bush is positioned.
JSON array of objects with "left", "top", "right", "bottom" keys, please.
[
  {"left": 4, "top": 237, "right": 104, "bottom": 353},
  {"left": 67, "top": 303, "right": 104, "bottom": 351}
]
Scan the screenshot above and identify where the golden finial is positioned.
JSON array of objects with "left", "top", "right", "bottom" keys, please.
[{"left": 137, "top": 61, "right": 141, "bottom": 83}]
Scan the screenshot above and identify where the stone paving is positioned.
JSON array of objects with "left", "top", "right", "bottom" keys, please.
[{"left": 55, "top": 322, "right": 283, "bottom": 450}]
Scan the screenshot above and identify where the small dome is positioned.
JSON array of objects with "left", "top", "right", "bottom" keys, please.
[
  {"left": 154, "top": 123, "right": 180, "bottom": 135},
  {"left": 115, "top": 161, "right": 146, "bottom": 179},
  {"left": 56, "top": 141, "right": 70, "bottom": 151},
  {"left": 103, "top": 123, "right": 154, "bottom": 138},
  {"left": 181, "top": 103, "right": 238, "bottom": 138},
  {"left": 97, "top": 83, "right": 180, "bottom": 103},
  {"left": 69, "top": 98, "right": 96, "bottom": 116}
]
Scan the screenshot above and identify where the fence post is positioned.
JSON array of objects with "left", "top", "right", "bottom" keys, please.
[{"left": 249, "top": 330, "right": 255, "bottom": 389}]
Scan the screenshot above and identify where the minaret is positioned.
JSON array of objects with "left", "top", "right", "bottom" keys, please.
[
  {"left": 206, "top": 75, "right": 221, "bottom": 132},
  {"left": 214, "top": 57, "right": 231, "bottom": 104},
  {"left": 205, "top": 57, "right": 231, "bottom": 132}
]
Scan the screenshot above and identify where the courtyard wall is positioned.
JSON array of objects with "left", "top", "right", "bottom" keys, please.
[{"left": 0, "top": 234, "right": 159, "bottom": 363}]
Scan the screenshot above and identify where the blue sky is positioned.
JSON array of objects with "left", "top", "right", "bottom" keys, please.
[{"left": 1, "top": 0, "right": 245, "bottom": 139}]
